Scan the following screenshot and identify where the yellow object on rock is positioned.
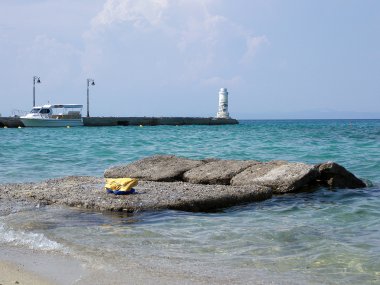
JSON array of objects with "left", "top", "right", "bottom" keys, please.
[{"left": 105, "top": 178, "right": 138, "bottom": 192}]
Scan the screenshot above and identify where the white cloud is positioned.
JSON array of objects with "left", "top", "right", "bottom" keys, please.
[
  {"left": 93, "top": 0, "right": 169, "bottom": 29},
  {"left": 174, "top": 1, "right": 225, "bottom": 51},
  {"left": 85, "top": 0, "right": 268, "bottom": 84},
  {"left": 240, "top": 35, "right": 269, "bottom": 64}
]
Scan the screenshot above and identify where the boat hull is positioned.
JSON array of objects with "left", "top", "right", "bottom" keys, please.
[{"left": 20, "top": 118, "right": 83, "bottom": 127}]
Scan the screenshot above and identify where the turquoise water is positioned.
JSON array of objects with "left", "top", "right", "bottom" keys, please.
[{"left": 0, "top": 120, "right": 380, "bottom": 284}]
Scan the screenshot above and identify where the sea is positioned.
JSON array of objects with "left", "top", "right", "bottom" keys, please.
[{"left": 0, "top": 120, "right": 379, "bottom": 284}]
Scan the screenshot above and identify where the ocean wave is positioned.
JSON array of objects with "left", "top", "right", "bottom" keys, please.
[{"left": 0, "top": 222, "right": 67, "bottom": 252}]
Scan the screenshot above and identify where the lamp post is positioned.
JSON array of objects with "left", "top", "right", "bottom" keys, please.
[
  {"left": 86, "top": 78, "right": 95, "bottom": 117},
  {"left": 33, "top": 76, "right": 41, "bottom": 107}
]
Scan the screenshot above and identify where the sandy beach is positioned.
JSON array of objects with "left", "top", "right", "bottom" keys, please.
[
  {"left": 0, "top": 246, "right": 85, "bottom": 285},
  {"left": 0, "top": 244, "right": 219, "bottom": 285},
  {"left": 0, "top": 261, "right": 54, "bottom": 285}
]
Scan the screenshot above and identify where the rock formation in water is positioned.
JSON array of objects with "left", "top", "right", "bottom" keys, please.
[
  {"left": 105, "top": 155, "right": 366, "bottom": 193},
  {"left": 0, "top": 155, "right": 366, "bottom": 213}
]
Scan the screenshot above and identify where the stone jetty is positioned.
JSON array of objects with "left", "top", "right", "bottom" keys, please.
[
  {"left": 0, "top": 116, "right": 238, "bottom": 128},
  {"left": 0, "top": 117, "right": 24, "bottom": 128},
  {"left": 0, "top": 155, "right": 366, "bottom": 213}
]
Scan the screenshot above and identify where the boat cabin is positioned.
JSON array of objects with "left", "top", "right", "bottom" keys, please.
[{"left": 27, "top": 104, "right": 83, "bottom": 119}]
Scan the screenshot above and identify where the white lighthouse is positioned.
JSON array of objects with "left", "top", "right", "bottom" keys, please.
[{"left": 216, "top": 88, "right": 230, "bottom": 119}]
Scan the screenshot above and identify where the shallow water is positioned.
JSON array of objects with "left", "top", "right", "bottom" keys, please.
[{"left": 0, "top": 120, "right": 379, "bottom": 284}]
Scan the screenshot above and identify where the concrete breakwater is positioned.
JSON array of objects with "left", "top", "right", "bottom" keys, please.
[
  {"left": 83, "top": 116, "right": 238, "bottom": 126},
  {"left": 0, "top": 117, "right": 24, "bottom": 128},
  {"left": 0, "top": 116, "right": 238, "bottom": 128},
  {"left": 0, "top": 156, "right": 366, "bottom": 213}
]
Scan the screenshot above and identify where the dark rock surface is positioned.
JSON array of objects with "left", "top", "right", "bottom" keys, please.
[
  {"left": 0, "top": 117, "right": 25, "bottom": 128},
  {"left": 0, "top": 176, "right": 272, "bottom": 212},
  {"left": 230, "top": 161, "right": 319, "bottom": 193},
  {"left": 183, "top": 160, "right": 258, "bottom": 185},
  {"left": 316, "top": 162, "right": 367, "bottom": 188},
  {"left": 104, "top": 155, "right": 204, "bottom": 181},
  {"left": 83, "top": 117, "right": 239, "bottom": 126}
]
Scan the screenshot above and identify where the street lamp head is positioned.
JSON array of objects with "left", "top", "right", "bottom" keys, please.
[
  {"left": 87, "top": 78, "right": 95, "bottom": 86},
  {"left": 32, "top": 76, "right": 41, "bottom": 107},
  {"left": 86, "top": 78, "right": 95, "bottom": 118}
]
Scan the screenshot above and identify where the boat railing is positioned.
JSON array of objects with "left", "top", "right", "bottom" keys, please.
[{"left": 11, "top": 109, "right": 28, "bottom": 117}]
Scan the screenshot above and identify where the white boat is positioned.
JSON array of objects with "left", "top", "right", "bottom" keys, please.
[{"left": 20, "top": 104, "right": 84, "bottom": 127}]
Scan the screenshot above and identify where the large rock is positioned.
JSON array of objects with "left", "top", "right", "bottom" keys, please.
[
  {"left": 230, "top": 161, "right": 319, "bottom": 193},
  {"left": 0, "top": 157, "right": 367, "bottom": 213},
  {"left": 0, "top": 176, "right": 272, "bottom": 212},
  {"left": 183, "top": 160, "right": 258, "bottom": 185},
  {"left": 105, "top": 155, "right": 367, "bottom": 195},
  {"left": 104, "top": 155, "right": 204, "bottom": 181},
  {"left": 316, "top": 162, "right": 366, "bottom": 188}
]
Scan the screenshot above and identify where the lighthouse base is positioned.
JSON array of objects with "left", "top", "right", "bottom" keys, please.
[{"left": 216, "top": 112, "right": 230, "bottom": 119}]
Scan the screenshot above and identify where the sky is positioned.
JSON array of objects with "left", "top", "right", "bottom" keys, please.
[{"left": 1, "top": 0, "right": 379, "bottom": 119}]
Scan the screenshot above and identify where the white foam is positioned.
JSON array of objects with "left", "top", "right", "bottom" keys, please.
[{"left": 0, "top": 222, "right": 66, "bottom": 252}]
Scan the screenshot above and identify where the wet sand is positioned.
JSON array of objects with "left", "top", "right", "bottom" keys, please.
[
  {"left": 0, "top": 246, "right": 84, "bottom": 285},
  {"left": 0, "top": 245, "right": 224, "bottom": 285},
  {"left": 0, "top": 261, "right": 54, "bottom": 285}
]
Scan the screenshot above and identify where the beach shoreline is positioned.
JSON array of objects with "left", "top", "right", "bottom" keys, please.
[
  {"left": 0, "top": 260, "right": 55, "bottom": 285},
  {"left": 0, "top": 243, "right": 230, "bottom": 285},
  {"left": 0, "top": 245, "right": 85, "bottom": 285}
]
